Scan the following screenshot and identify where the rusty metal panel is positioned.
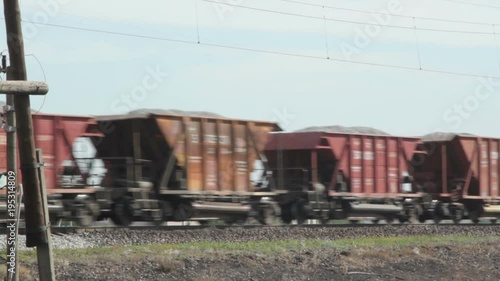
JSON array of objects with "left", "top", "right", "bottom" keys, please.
[
  {"left": 491, "top": 139, "right": 499, "bottom": 197},
  {"left": 150, "top": 113, "right": 280, "bottom": 192},
  {"left": 387, "top": 138, "right": 400, "bottom": 194},
  {"left": 475, "top": 138, "right": 500, "bottom": 198},
  {"left": 186, "top": 119, "right": 202, "bottom": 191},
  {"left": 375, "top": 138, "right": 387, "bottom": 193},
  {"left": 479, "top": 140, "right": 488, "bottom": 197},
  {"left": 156, "top": 117, "right": 185, "bottom": 166},
  {"left": 363, "top": 137, "right": 375, "bottom": 194},
  {"left": 219, "top": 121, "right": 233, "bottom": 191},
  {"left": 204, "top": 120, "right": 218, "bottom": 191},
  {"left": 350, "top": 135, "right": 362, "bottom": 193},
  {"left": 234, "top": 122, "right": 248, "bottom": 191},
  {"left": 347, "top": 136, "right": 408, "bottom": 194}
]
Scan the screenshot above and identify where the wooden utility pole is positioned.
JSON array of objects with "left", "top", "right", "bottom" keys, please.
[
  {"left": 3, "top": 1, "right": 55, "bottom": 280},
  {"left": 3, "top": 0, "right": 47, "bottom": 248},
  {"left": 35, "top": 149, "right": 55, "bottom": 281}
]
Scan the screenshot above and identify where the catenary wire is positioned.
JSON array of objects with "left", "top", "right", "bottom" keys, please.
[
  {"left": 281, "top": 0, "right": 499, "bottom": 26},
  {"left": 9, "top": 17, "right": 500, "bottom": 81},
  {"left": 201, "top": 0, "right": 498, "bottom": 35},
  {"left": 193, "top": 0, "right": 201, "bottom": 43},
  {"left": 442, "top": 0, "right": 500, "bottom": 10}
]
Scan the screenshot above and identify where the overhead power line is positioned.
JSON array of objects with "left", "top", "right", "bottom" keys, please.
[
  {"left": 281, "top": 0, "right": 498, "bottom": 26},
  {"left": 442, "top": 0, "right": 500, "bottom": 10},
  {"left": 10, "top": 17, "right": 500, "bottom": 81},
  {"left": 201, "top": 0, "right": 498, "bottom": 35}
]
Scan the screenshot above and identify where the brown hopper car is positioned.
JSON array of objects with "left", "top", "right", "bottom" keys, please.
[
  {"left": 86, "top": 110, "right": 282, "bottom": 225},
  {"left": 413, "top": 133, "right": 500, "bottom": 223},
  {"left": 264, "top": 127, "right": 425, "bottom": 223}
]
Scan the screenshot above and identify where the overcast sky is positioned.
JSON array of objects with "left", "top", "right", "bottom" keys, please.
[{"left": 1, "top": 0, "right": 500, "bottom": 137}]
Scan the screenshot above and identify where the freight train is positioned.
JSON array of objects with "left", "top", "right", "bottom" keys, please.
[{"left": 0, "top": 109, "right": 499, "bottom": 226}]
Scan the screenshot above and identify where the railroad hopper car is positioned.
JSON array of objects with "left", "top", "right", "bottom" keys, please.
[
  {"left": 85, "top": 109, "right": 282, "bottom": 225},
  {"left": 412, "top": 133, "right": 500, "bottom": 224},
  {"left": 0, "top": 112, "right": 100, "bottom": 226},
  {"left": 264, "top": 127, "right": 425, "bottom": 224}
]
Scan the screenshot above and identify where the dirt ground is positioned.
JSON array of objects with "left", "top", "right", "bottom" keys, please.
[{"left": 2, "top": 236, "right": 499, "bottom": 281}]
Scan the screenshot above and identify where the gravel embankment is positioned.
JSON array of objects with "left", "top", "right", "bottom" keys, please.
[
  {"left": 2, "top": 225, "right": 497, "bottom": 250},
  {"left": 0, "top": 234, "right": 94, "bottom": 250}
]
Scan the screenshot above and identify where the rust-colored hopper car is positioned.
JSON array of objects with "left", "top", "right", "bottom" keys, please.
[
  {"left": 264, "top": 126, "right": 425, "bottom": 224},
  {"left": 86, "top": 109, "right": 282, "bottom": 225},
  {"left": 412, "top": 133, "right": 500, "bottom": 223}
]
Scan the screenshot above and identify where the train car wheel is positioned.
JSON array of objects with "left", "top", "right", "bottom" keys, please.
[
  {"left": 415, "top": 205, "right": 426, "bottom": 223},
  {"left": 432, "top": 215, "right": 442, "bottom": 224},
  {"left": 432, "top": 203, "right": 444, "bottom": 224},
  {"left": 400, "top": 207, "right": 416, "bottom": 224},
  {"left": 79, "top": 200, "right": 100, "bottom": 220},
  {"left": 156, "top": 201, "right": 166, "bottom": 224},
  {"left": 468, "top": 210, "right": 480, "bottom": 224},
  {"left": 467, "top": 205, "right": 483, "bottom": 224},
  {"left": 293, "top": 201, "right": 307, "bottom": 225},
  {"left": 372, "top": 219, "right": 380, "bottom": 224},
  {"left": 159, "top": 200, "right": 173, "bottom": 221},
  {"left": 398, "top": 215, "right": 410, "bottom": 224},
  {"left": 111, "top": 197, "right": 134, "bottom": 226},
  {"left": 257, "top": 205, "right": 275, "bottom": 225},
  {"left": 491, "top": 219, "right": 497, "bottom": 224},
  {"left": 450, "top": 207, "right": 463, "bottom": 225},
  {"left": 69, "top": 199, "right": 98, "bottom": 227},
  {"left": 173, "top": 202, "right": 194, "bottom": 221},
  {"left": 281, "top": 205, "right": 293, "bottom": 225},
  {"left": 418, "top": 215, "right": 427, "bottom": 223},
  {"left": 77, "top": 214, "right": 94, "bottom": 227}
]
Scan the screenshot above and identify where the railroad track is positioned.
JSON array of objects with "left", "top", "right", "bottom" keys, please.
[{"left": 0, "top": 220, "right": 497, "bottom": 235}]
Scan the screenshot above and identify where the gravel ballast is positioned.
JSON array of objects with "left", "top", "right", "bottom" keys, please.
[
  {"left": 77, "top": 225, "right": 500, "bottom": 248},
  {"left": 1, "top": 225, "right": 497, "bottom": 250}
]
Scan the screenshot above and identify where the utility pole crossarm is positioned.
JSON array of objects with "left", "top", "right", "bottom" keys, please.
[{"left": 0, "top": 81, "right": 48, "bottom": 95}]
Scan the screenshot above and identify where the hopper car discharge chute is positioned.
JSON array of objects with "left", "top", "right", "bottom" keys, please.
[{"left": 85, "top": 109, "right": 282, "bottom": 226}]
